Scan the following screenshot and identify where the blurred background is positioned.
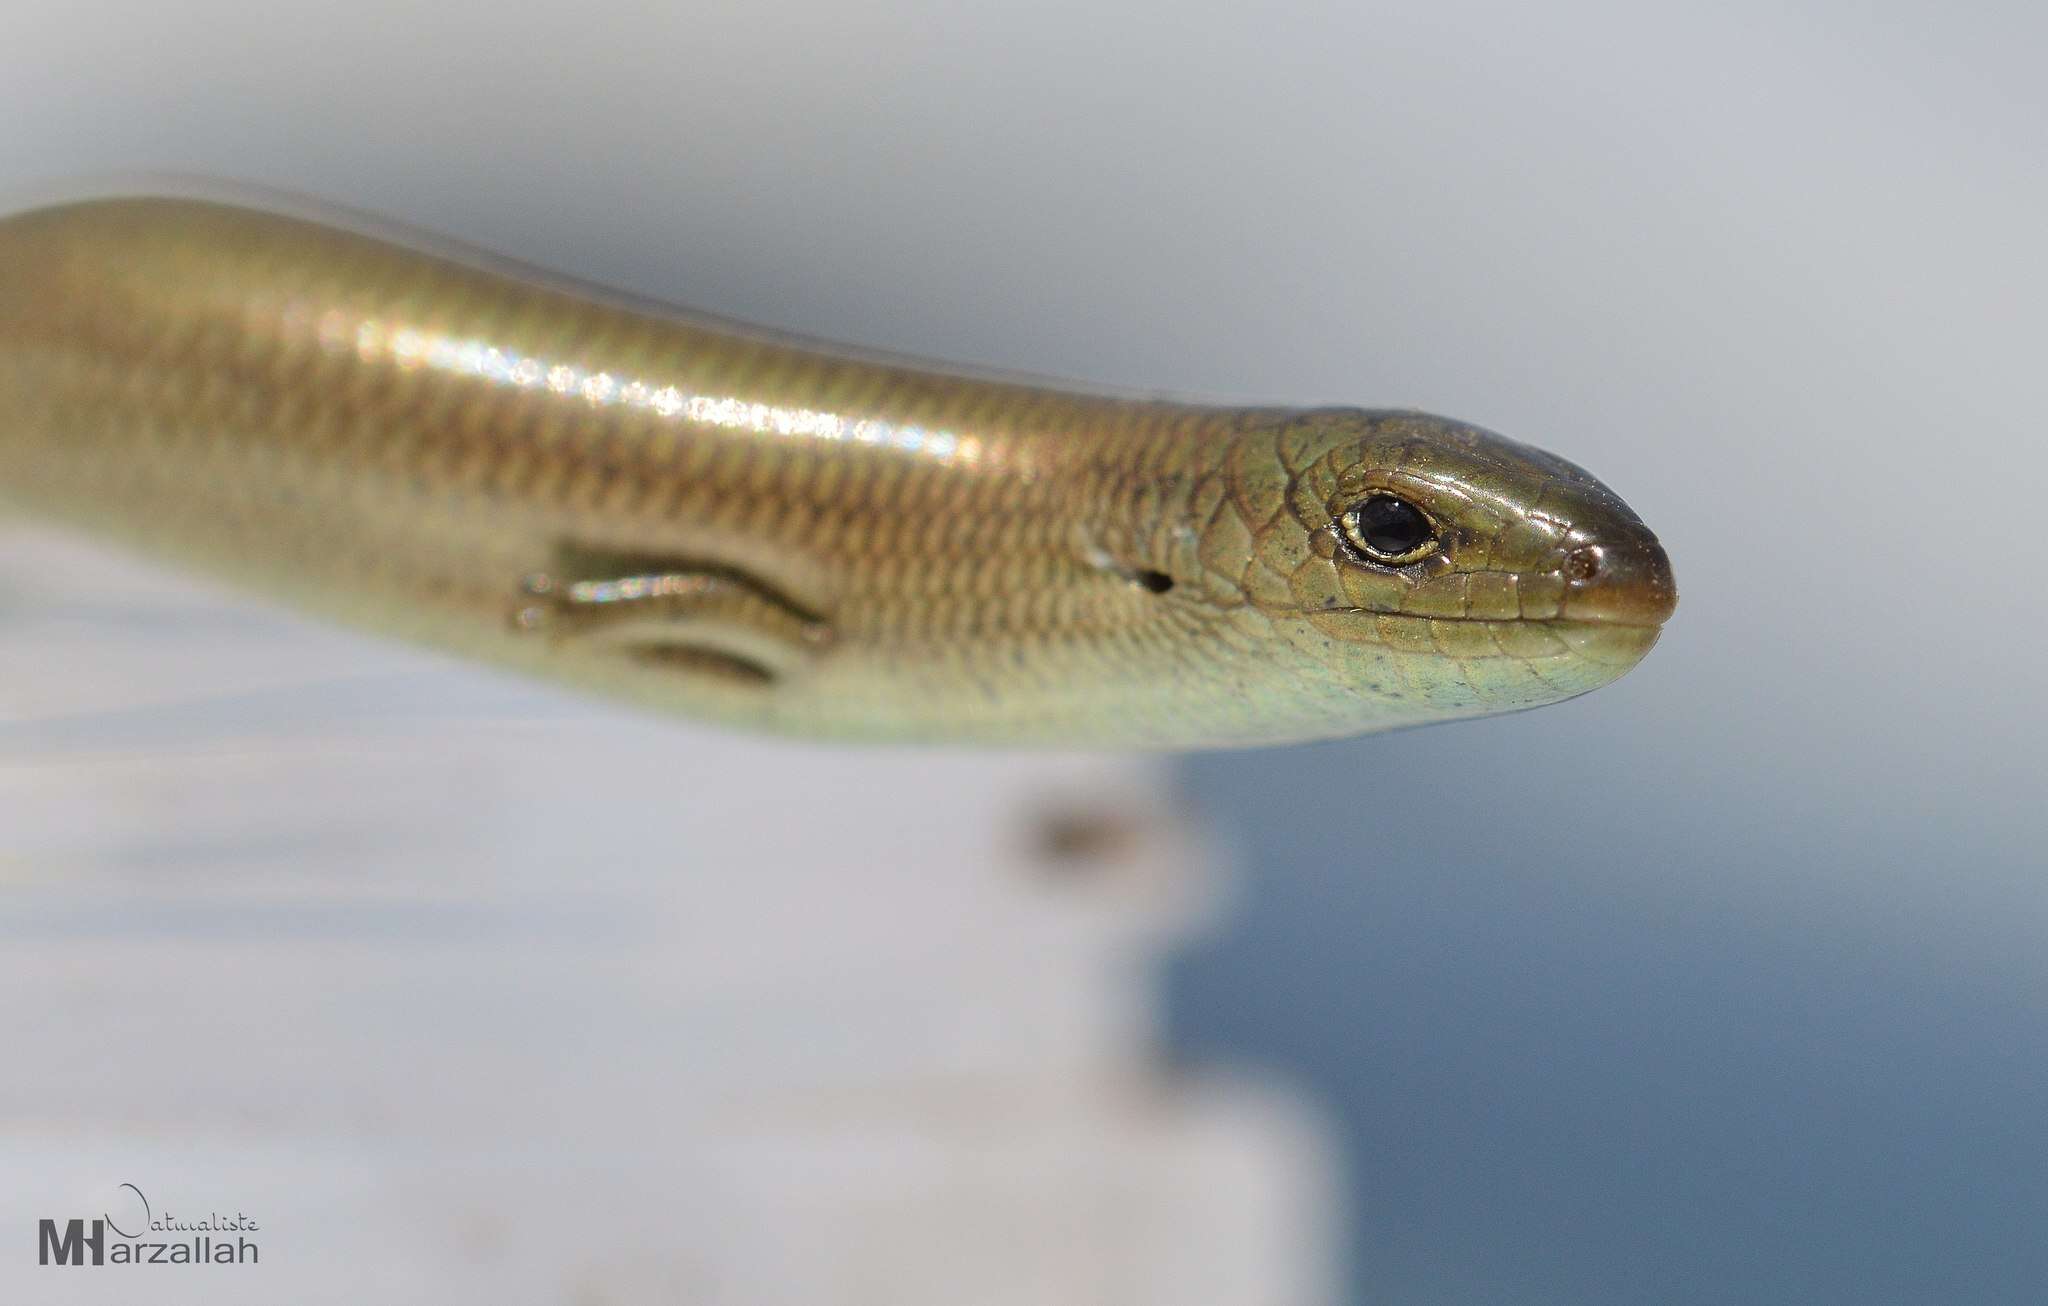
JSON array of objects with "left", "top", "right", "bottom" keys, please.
[{"left": 3, "top": 2, "right": 2045, "bottom": 1303}]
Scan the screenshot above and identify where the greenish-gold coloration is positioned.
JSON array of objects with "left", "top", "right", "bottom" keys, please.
[{"left": 0, "top": 193, "right": 1675, "bottom": 747}]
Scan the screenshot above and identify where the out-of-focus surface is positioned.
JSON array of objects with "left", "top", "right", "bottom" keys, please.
[
  {"left": 0, "top": 2, "right": 2043, "bottom": 1304},
  {"left": 0, "top": 530, "right": 1337, "bottom": 1305}
]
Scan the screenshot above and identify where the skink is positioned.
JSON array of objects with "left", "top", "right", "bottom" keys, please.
[{"left": 0, "top": 191, "right": 1675, "bottom": 747}]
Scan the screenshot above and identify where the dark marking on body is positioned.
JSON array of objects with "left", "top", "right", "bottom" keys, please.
[{"left": 508, "top": 539, "right": 831, "bottom": 688}]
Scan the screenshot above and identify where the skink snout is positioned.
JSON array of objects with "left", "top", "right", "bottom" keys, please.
[{"left": 1559, "top": 533, "right": 1678, "bottom": 628}]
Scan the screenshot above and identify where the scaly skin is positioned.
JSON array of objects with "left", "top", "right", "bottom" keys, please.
[{"left": 0, "top": 193, "right": 1675, "bottom": 747}]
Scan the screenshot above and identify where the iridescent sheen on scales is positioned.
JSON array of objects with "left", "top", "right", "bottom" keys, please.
[{"left": 0, "top": 194, "right": 1676, "bottom": 747}]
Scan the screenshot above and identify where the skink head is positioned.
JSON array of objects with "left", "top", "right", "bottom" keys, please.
[{"left": 1188, "top": 408, "right": 1677, "bottom": 741}]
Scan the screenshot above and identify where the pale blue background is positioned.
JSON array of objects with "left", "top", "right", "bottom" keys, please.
[
  {"left": 1154, "top": 8, "right": 2048, "bottom": 1304},
  {"left": 4, "top": 2, "right": 2045, "bottom": 1302}
]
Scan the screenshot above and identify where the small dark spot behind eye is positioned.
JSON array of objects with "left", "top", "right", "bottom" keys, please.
[{"left": 1131, "top": 569, "right": 1174, "bottom": 594}]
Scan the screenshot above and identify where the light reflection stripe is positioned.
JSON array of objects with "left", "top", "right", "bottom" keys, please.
[{"left": 315, "top": 309, "right": 989, "bottom": 468}]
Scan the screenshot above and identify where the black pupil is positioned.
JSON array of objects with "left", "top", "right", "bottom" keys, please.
[{"left": 1355, "top": 496, "right": 1432, "bottom": 556}]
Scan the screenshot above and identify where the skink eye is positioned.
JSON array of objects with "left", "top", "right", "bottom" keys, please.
[{"left": 1341, "top": 494, "right": 1439, "bottom": 565}]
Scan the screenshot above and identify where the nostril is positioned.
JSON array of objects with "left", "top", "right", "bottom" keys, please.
[{"left": 1559, "top": 538, "right": 1678, "bottom": 626}]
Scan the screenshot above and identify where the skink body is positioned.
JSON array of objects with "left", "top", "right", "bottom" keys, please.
[{"left": 0, "top": 194, "right": 1674, "bottom": 747}]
